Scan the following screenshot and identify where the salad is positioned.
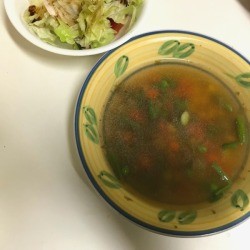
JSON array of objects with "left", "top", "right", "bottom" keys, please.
[{"left": 23, "top": 0, "right": 143, "bottom": 50}]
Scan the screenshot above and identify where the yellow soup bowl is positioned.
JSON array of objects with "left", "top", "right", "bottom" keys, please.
[{"left": 75, "top": 31, "right": 250, "bottom": 236}]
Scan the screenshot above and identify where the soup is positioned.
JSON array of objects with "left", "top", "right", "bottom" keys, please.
[{"left": 102, "top": 63, "right": 248, "bottom": 206}]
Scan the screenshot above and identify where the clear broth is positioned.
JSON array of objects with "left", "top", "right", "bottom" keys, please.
[{"left": 102, "top": 63, "right": 248, "bottom": 206}]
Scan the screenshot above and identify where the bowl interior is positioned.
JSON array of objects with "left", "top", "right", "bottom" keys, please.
[{"left": 75, "top": 31, "right": 250, "bottom": 236}]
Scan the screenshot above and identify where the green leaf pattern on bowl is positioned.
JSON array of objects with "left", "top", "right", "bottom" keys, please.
[
  {"left": 158, "top": 210, "right": 176, "bottom": 222},
  {"left": 178, "top": 211, "right": 197, "bottom": 224},
  {"left": 98, "top": 170, "right": 121, "bottom": 189},
  {"left": 83, "top": 106, "right": 97, "bottom": 125},
  {"left": 157, "top": 190, "right": 249, "bottom": 225},
  {"left": 173, "top": 43, "right": 195, "bottom": 59},
  {"left": 83, "top": 124, "right": 99, "bottom": 144},
  {"left": 158, "top": 40, "right": 180, "bottom": 56},
  {"left": 158, "top": 210, "right": 197, "bottom": 224},
  {"left": 83, "top": 106, "right": 99, "bottom": 144},
  {"left": 236, "top": 73, "right": 250, "bottom": 88},
  {"left": 158, "top": 40, "right": 195, "bottom": 58},
  {"left": 114, "top": 55, "right": 129, "bottom": 78},
  {"left": 226, "top": 72, "right": 250, "bottom": 88},
  {"left": 231, "top": 189, "right": 249, "bottom": 211}
]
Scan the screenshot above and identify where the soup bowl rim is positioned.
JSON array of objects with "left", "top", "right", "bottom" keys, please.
[{"left": 74, "top": 30, "right": 250, "bottom": 237}]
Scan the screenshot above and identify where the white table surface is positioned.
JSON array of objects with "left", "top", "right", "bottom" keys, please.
[{"left": 1, "top": 0, "right": 250, "bottom": 249}]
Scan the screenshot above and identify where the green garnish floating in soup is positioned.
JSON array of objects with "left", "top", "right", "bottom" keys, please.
[
  {"left": 102, "top": 63, "right": 248, "bottom": 206},
  {"left": 211, "top": 163, "right": 231, "bottom": 183},
  {"left": 180, "top": 111, "right": 190, "bottom": 126},
  {"left": 198, "top": 145, "right": 207, "bottom": 153},
  {"left": 236, "top": 115, "right": 247, "bottom": 144},
  {"left": 222, "top": 141, "right": 239, "bottom": 150}
]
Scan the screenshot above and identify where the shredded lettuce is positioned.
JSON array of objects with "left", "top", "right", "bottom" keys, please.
[
  {"left": 29, "top": 0, "right": 43, "bottom": 6},
  {"left": 23, "top": 0, "right": 143, "bottom": 50},
  {"left": 54, "top": 21, "right": 79, "bottom": 44}
]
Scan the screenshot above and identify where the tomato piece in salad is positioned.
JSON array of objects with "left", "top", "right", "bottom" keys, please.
[{"left": 108, "top": 18, "right": 124, "bottom": 33}]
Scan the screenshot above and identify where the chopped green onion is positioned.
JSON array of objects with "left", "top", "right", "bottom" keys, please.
[
  {"left": 236, "top": 115, "right": 247, "bottom": 144},
  {"left": 121, "top": 166, "right": 130, "bottom": 176},
  {"left": 155, "top": 80, "right": 169, "bottom": 90},
  {"left": 222, "top": 103, "right": 233, "bottom": 112},
  {"left": 211, "top": 163, "right": 230, "bottom": 183},
  {"left": 181, "top": 111, "right": 190, "bottom": 126},
  {"left": 214, "top": 183, "right": 231, "bottom": 196},
  {"left": 106, "top": 153, "right": 123, "bottom": 179},
  {"left": 209, "top": 182, "right": 231, "bottom": 202},
  {"left": 148, "top": 101, "right": 161, "bottom": 120},
  {"left": 154, "top": 79, "right": 176, "bottom": 91},
  {"left": 218, "top": 97, "right": 233, "bottom": 112},
  {"left": 210, "top": 183, "right": 219, "bottom": 193},
  {"left": 198, "top": 145, "right": 207, "bottom": 153},
  {"left": 222, "top": 141, "right": 239, "bottom": 150}
]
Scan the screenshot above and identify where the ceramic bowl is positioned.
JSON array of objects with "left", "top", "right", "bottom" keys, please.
[
  {"left": 75, "top": 31, "right": 250, "bottom": 236},
  {"left": 4, "top": 0, "right": 147, "bottom": 56}
]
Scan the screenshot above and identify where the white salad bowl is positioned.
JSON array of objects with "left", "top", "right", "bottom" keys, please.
[{"left": 4, "top": 0, "right": 147, "bottom": 56}]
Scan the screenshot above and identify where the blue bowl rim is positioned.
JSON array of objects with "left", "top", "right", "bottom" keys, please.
[{"left": 74, "top": 30, "right": 250, "bottom": 237}]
